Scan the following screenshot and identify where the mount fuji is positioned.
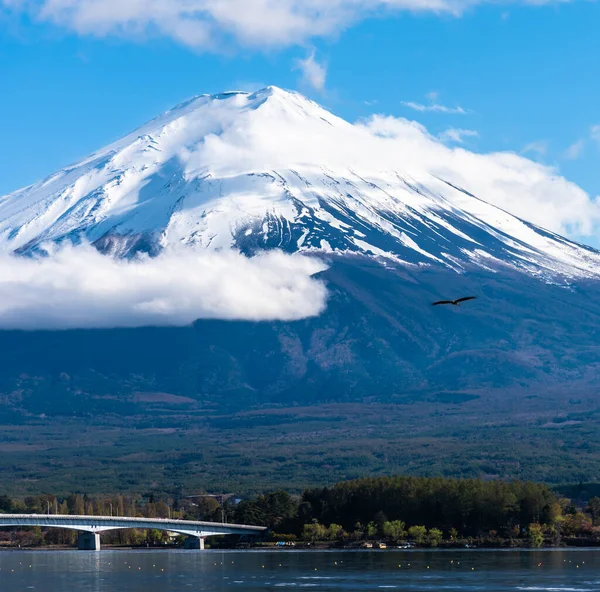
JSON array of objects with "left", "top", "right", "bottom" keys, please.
[
  {"left": 2, "top": 87, "right": 600, "bottom": 493},
  {"left": 1, "top": 86, "right": 598, "bottom": 281}
]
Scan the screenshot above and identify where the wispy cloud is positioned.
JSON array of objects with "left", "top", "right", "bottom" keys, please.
[
  {"left": 439, "top": 128, "right": 479, "bottom": 143},
  {"left": 564, "top": 139, "right": 585, "bottom": 160},
  {"left": 295, "top": 49, "right": 327, "bottom": 91},
  {"left": 0, "top": 245, "right": 328, "bottom": 330},
  {"left": 522, "top": 140, "right": 548, "bottom": 157},
  {"left": 0, "top": 0, "right": 572, "bottom": 51},
  {"left": 402, "top": 95, "right": 467, "bottom": 115},
  {"left": 591, "top": 125, "right": 600, "bottom": 144}
]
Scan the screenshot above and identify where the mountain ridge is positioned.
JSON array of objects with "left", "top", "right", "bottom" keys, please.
[{"left": 0, "top": 86, "right": 597, "bottom": 281}]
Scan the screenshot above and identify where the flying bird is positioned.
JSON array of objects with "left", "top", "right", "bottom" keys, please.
[{"left": 432, "top": 296, "right": 477, "bottom": 307}]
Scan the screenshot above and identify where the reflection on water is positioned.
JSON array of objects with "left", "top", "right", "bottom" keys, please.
[{"left": 0, "top": 549, "right": 599, "bottom": 591}]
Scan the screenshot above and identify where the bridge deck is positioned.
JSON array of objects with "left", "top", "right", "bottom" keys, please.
[{"left": 0, "top": 514, "right": 267, "bottom": 538}]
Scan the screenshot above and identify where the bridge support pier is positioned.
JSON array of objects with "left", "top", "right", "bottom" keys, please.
[
  {"left": 184, "top": 536, "right": 205, "bottom": 550},
  {"left": 78, "top": 532, "right": 101, "bottom": 551}
]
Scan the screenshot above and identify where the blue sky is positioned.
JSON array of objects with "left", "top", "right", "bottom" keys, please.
[{"left": 0, "top": 0, "right": 599, "bottom": 239}]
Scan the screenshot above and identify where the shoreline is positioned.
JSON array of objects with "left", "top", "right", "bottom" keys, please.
[{"left": 2, "top": 543, "right": 599, "bottom": 552}]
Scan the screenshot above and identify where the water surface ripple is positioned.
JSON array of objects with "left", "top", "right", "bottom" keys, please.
[{"left": 0, "top": 549, "right": 598, "bottom": 591}]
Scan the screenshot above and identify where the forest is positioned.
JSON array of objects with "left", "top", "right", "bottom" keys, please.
[
  {"left": 2, "top": 477, "right": 600, "bottom": 548},
  {"left": 234, "top": 477, "right": 600, "bottom": 547}
]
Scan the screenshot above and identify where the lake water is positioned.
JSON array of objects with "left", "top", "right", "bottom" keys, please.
[{"left": 1, "top": 549, "right": 599, "bottom": 591}]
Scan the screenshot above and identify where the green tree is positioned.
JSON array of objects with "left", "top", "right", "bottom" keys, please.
[
  {"left": 373, "top": 511, "right": 388, "bottom": 537},
  {"left": 561, "top": 512, "right": 593, "bottom": 537},
  {"left": 0, "top": 495, "right": 13, "bottom": 513},
  {"left": 262, "top": 491, "right": 298, "bottom": 529},
  {"left": 326, "top": 524, "right": 345, "bottom": 541},
  {"left": 303, "top": 521, "right": 326, "bottom": 543},
  {"left": 300, "top": 475, "right": 559, "bottom": 537},
  {"left": 408, "top": 525, "right": 427, "bottom": 545},
  {"left": 587, "top": 497, "right": 600, "bottom": 525},
  {"left": 383, "top": 520, "right": 406, "bottom": 543},
  {"left": 528, "top": 523, "right": 544, "bottom": 548},
  {"left": 234, "top": 491, "right": 298, "bottom": 531},
  {"left": 234, "top": 500, "right": 265, "bottom": 526},
  {"left": 32, "top": 526, "right": 44, "bottom": 546},
  {"left": 146, "top": 529, "right": 168, "bottom": 546},
  {"left": 24, "top": 496, "right": 43, "bottom": 513},
  {"left": 427, "top": 528, "right": 443, "bottom": 547}
]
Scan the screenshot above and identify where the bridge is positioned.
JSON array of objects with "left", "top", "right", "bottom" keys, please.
[{"left": 0, "top": 514, "right": 267, "bottom": 550}]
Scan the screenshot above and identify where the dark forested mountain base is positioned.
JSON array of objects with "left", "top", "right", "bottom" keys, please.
[{"left": 1, "top": 256, "right": 600, "bottom": 495}]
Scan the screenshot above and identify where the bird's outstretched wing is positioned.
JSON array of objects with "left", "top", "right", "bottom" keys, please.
[
  {"left": 432, "top": 300, "right": 454, "bottom": 306},
  {"left": 455, "top": 296, "right": 477, "bottom": 304}
]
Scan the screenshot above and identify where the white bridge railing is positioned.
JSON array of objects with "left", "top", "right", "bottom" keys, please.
[{"left": 0, "top": 514, "right": 267, "bottom": 550}]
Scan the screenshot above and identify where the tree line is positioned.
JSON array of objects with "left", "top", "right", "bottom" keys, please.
[
  {"left": 233, "top": 477, "right": 600, "bottom": 546},
  {"left": 3, "top": 477, "right": 600, "bottom": 548}
]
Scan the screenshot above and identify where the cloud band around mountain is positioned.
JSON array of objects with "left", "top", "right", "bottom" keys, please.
[{"left": 0, "top": 245, "right": 329, "bottom": 330}]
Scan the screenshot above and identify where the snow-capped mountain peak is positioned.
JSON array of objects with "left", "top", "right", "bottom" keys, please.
[{"left": 0, "top": 86, "right": 598, "bottom": 279}]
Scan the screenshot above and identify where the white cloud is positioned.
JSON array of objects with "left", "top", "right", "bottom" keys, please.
[
  {"left": 402, "top": 101, "right": 467, "bottom": 114},
  {"left": 439, "top": 128, "right": 479, "bottom": 143},
  {"left": 522, "top": 140, "right": 548, "bottom": 156},
  {"left": 564, "top": 139, "right": 585, "bottom": 160},
  {"left": 0, "top": 245, "right": 328, "bottom": 330},
  {"left": 591, "top": 125, "right": 600, "bottom": 144},
  {"left": 358, "top": 116, "right": 597, "bottom": 236},
  {"left": 0, "top": 0, "right": 577, "bottom": 50},
  {"left": 175, "top": 90, "right": 599, "bottom": 238},
  {"left": 295, "top": 50, "right": 327, "bottom": 91}
]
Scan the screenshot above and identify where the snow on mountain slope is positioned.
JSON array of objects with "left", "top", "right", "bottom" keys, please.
[{"left": 0, "top": 86, "right": 598, "bottom": 279}]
